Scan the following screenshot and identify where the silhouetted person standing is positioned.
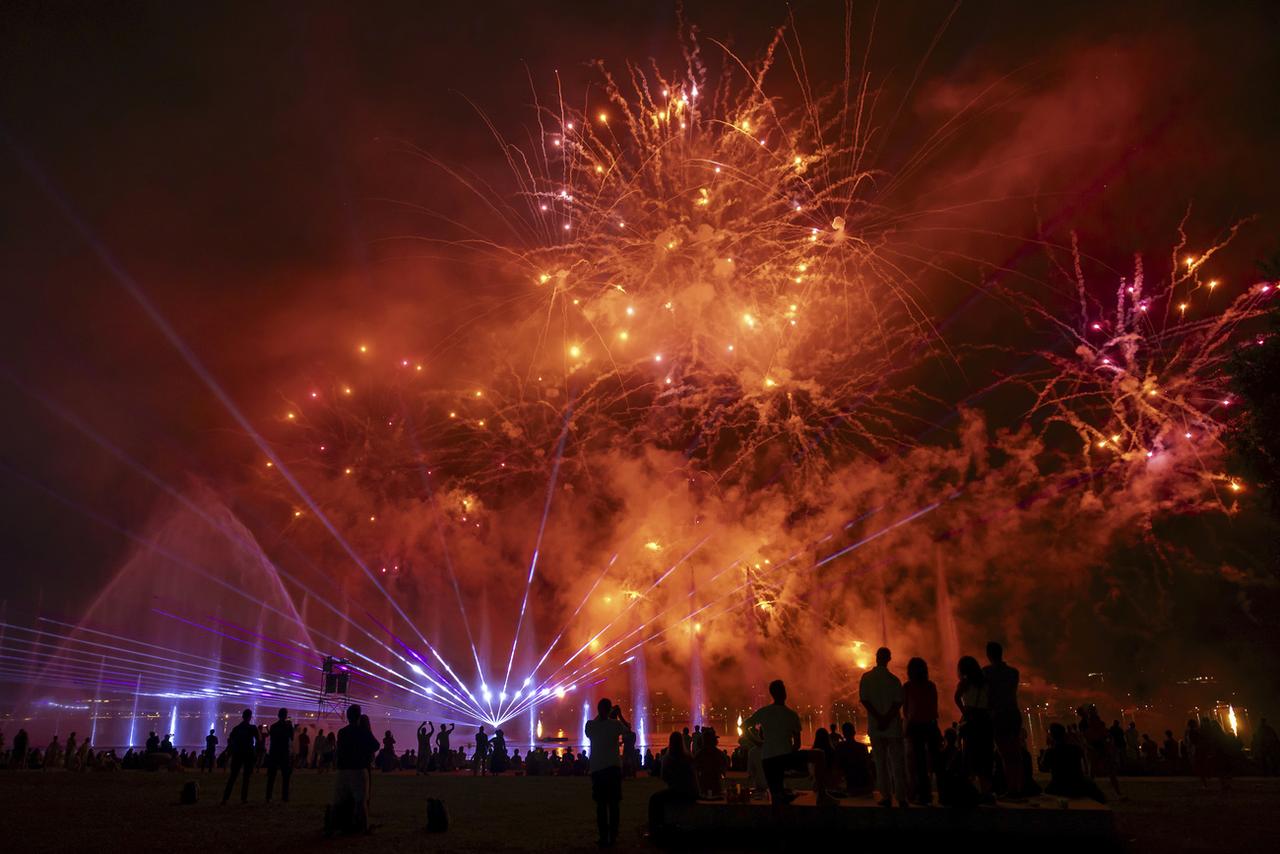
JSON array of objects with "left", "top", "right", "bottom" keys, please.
[
  {"left": 1254, "top": 718, "right": 1280, "bottom": 776},
  {"left": 860, "top": 647, "right": 909, "bottom": 807},
  {"left": 903, "top": 656, "right": 940, "bottom": 805},
  {"left": 473, "top": 725, "right": 490, "bottom": 776},
  {"left": 436, "top": 723, "right": 455, "bottom": 771},
  {"left": 332, "top": 704, "right": 380, "bottom": 832},
  {"left": 265, "top": 707, "right": 295, "bottom": 802},
  {"left": 417, "top": 722, "right": 434, "bottom": 774},
  {"left": 584, "top": 698, "right": 630, "bottom": 848},
  {"left": 204, "top": 728, "right": 218, "bottom": 773},
  {"left": 983, "top": 641, "right": 1023, "bottom": 796},
  {"left": 11, "top": 728, "right": 28, "bottom": 769},
  {"left": 956, "top": 656, "right": 995, "bottom": 801},
  {"left": 296, "top": 727, "right": 310, "bottom": 770},
  {"left": 222, "top": 709, "right": 260, "bottom": 804}
]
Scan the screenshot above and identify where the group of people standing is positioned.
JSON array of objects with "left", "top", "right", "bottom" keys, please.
[
  {"left": 855, "top": 642, "right": 1029, "bottom": 806},
  {"left": 408, "top": 721, "right": 516, "bottom": 775},
  {"left": 699, "top": 642, "right": 1077, "bottom": 810},
  {"left": 210, "top": 704, "right": 378, "bottom": 834},
  {"left": 217, "top": 707, "right": 298, "bottom": 804}
]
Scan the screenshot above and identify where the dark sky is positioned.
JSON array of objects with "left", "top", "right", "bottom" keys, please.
[{"left": 2, "top": 0, "right": 1278, "bottom": 618}]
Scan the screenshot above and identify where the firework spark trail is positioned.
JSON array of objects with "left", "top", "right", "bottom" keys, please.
[
  {"left": 12, "top": 20, "right": 1274, "bottom": 727},
  {"left": 256, "top": 36, "right": 958, "bottom": 712},
  {"left": 297, "top": 30, "right": 940, "bottom": 499},
  {"left": 1015, "top": 226, "right": 1272, "bottom": 507}
]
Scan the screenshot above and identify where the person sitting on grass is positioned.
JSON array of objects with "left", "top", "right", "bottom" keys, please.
[
  {"left": 936, "top": 726, "right": 980, "bottom": 807},
  {"left": 648, "top": 731, "right": 699, "bottom": 839},
  {"left": 1040, "top": 723, "right": 1106, "bottom": 803},
  {"left": 693, "top": 727, "right": 729, "bottom": 798},
  {"left": 834, "top": 722, "right": 873, "bottom": 797},
  {"left": 811, "top": 728, "right": 845, "bottom": 797}
]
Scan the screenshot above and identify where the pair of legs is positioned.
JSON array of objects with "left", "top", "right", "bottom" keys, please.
[
  {"left": 1087, "top": 741, "right": 1124, "bottom": 798},
  {"left": 591, "top": 766, "right": 623, "bottom": 845},
  {"left": 905, "top": 723, "right": 939, "bottom": 804},
  {"left": 330, "top": 769, "right": 370, "bottom": 833},
  {"left": 761, "top": 750, "right": 827, "bottom": 803},
  {"left": 870, "top": 736, "right": 908, "bottom": 805},
  {"left": 265, "top": 757, "right": 292, "bottom": 801},
  {"left": 993, "top": 713, "right": 1025, "bottom": 795},
  {"left": 647, "top": 789, "right": 695, "bottom": 837},
  {"left": 222, "top": 753, "right": 253, "bottom": 803}
]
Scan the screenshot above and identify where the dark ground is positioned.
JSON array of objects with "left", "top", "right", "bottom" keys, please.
[{"left": 0, "top": 770, "right": 1273, "bottom": 853}]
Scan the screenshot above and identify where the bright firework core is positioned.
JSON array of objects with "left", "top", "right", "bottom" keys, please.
[{"left": 2, "top": 10, "right": 1276, "bottom": 744}]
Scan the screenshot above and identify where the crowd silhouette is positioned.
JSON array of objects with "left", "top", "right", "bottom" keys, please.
[{"left": 1, "top": 641, "right": 1277, "bottom": 846}]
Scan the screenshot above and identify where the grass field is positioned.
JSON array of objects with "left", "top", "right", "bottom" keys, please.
[{"left": 0, "top": 769, "right": 1273, "bottom": 852}]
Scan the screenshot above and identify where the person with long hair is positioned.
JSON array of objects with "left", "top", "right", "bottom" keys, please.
[
  {"left": 955, "top": 655, "right": 994, "bottom": 802},
  {"left": 1078, "top": 705, "right": 1122, "bottom": 799},
  {"left": 903, "top": 657, "right": 940, "bottom": 805},
  {"left": 811, "top": 728, "right": 843, "bottom": 794},
  {"left": 648, "top": 731, "right": 699, "bottom": 838}
]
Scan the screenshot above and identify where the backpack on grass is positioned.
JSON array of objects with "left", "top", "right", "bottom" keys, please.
[{"left": 426, "top": 797, "right": 449, "bottom": 833}]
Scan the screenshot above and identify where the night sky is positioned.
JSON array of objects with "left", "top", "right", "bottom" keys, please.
[{"left": 2, "top": 2, "right": 1279, "bottom": 701}]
